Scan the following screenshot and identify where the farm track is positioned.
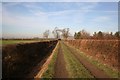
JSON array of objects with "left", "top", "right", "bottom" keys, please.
[
  {"left": 63, "top": 42, "right": 110, "bottom": 78},
  {"left": 54, "top": 43, "right": 68, "bottom": 78}
]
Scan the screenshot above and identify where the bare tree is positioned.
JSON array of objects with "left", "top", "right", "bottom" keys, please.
[
  {"left": 114, "top": 31, "right": 120, "bottom": 39},
  {"left": 52, "top": 27, "right": 60, "bottom": 39},
  {"left": 52, "top": 27, "right": 70, "bottom": 39},
  {"left": 80, "top": 29, "right": 90, "bottom": 39},
  {"left": 62, "top": 28, "right": 69, "bottom": 39},
  {"left": 43, "top": 30, "right": 50, "bottom": 38},
  {"left": 97, "top": 31, "right": 103, "bottom": 39},
  {"left": 103, "top": 32, "right": 112, "bottom": 39}
]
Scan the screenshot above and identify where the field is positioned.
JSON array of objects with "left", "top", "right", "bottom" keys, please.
[
  {"left": 1, "top": 39, "right": 52, "bottom": 46},
  {"left": 2, "top": 40, "right": 58, "bottom": 78},
  {"left": 2, "top": 39, "right": 120, "bottom": 79}
]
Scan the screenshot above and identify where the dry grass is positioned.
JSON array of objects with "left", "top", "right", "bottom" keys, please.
[{"left": 66, "top": 40, "right": 119, "bottom": 69}]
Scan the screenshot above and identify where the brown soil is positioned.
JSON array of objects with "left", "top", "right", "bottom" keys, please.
[
  {"left": 54, "top": 44, "right": 68, "bottom": 78},
  {"left": 64, "top": 43, "right": 110, "bottom": 78},
  {"left": 34, "top": 42, "right": 59, "bottom": 78},
  {"left": 27, "top": 54, "right": 50, "bottom": 78},
  {"left": 2, "top": 40, "right": 57, "bottom": 78}
]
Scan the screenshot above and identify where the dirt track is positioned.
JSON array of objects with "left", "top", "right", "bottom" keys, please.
[
  {"left": 54, "top": 44, "right": 68, "bottom": 78},
  {"left": 52, "top": 41, "right": 110, "bottom": 78},
  {"left": 64, "top": 42, "right": 110, "bottom": 78}
]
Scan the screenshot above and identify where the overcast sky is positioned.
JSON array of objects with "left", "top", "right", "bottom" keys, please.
[{"left": 1, "top": 1, "right": 119, "bottom": 38}]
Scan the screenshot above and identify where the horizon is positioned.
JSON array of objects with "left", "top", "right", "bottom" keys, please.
[{"left": 1, "top": 2, "right": 118, "bottom": 38}]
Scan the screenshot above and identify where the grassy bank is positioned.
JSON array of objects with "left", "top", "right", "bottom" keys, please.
[
  {"left": 61, "top": 41, "right": 93, "bottom": 78},
  {"left": 66, "top": 40, "right": 119, "bottom": 70},
  {"left": 41, "top": 42, "right": 59, "bottom": 79},
  {"left": 65, "top": 42, "right": 119, "bottom": 78}
]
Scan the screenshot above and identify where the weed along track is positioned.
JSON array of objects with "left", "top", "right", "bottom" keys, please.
[
  {"left": 61, "top": 41, "right": 93, "bottom": 78},
  {"left": 63, "top": 42, "right": 110, "bottom": 78}
]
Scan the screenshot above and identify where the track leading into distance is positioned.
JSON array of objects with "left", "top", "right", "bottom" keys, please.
[
  {"left": 53, "top": 41, "right": 110, "bottom": 78},
  {"left": 61, "top": 41, "right": 110, "bottom": 78},
  {"left": 54, "top": 43, "right": 68, "bottom": 78}
]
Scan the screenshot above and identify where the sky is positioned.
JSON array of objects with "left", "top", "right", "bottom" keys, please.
[{"left": 1, "top": 1, "right": 119, "bottom": 38}]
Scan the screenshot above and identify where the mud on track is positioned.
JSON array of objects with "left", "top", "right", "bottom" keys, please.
[
  {"left": 64, "top": 42, "right": 110, "bottom": 78},
  {"left": 54, "top": 43, "right": 68, "bottom": 78}
]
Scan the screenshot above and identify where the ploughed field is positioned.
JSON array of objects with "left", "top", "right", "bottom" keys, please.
[{"left": 2, "top": 40, "right": 58, "bottom": 78}]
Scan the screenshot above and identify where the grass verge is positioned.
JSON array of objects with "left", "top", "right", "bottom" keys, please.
[
  {"left": 41, "top": 42, "right": 59, "bottom": 79},
  {"left": 65, "top": 42, "right": 119, "bottom": 78},
  {"left": 61, "top": 41, "right": 93, "bottom": 78}
]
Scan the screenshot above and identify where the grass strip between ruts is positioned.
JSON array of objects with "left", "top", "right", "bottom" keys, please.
[
  {"left": 65, "top": 42, "right": 119, "bottom": 78},
  {"left": 61, "top": 41, "right": 94, "bottom": 78}
]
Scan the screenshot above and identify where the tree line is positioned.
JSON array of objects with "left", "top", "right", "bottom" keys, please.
[
  {"left": 43, "top": 27, "right": 70, "bottom": 39},
  {"left": 74, "top": 30, "right": 120, "bottom": 39}
]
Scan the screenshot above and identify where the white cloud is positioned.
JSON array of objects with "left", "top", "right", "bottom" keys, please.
[
  {"left": 2, "top": 2, "right": 99, "bottom": 38},
  {"left": 2, "top": 5, "right": 49, "bottom": 27},
  {"left": 91, "top": 16, "right": 111, "bottom": 23},
  {"left": 23, "top": 3, "right": 43, "bottom": 10},
  {"left": 2, "top": 2, "right": 118, "bottom": 38},
  {"left": 2, "top": 6, "right": 53, "bottom": 38}
]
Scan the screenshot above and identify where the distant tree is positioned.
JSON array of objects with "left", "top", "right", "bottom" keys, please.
[
  {"left": 74, "top": 32, "right": 77, "bottom": 39},
  {"left": 110, "top": 32, "right": 113, "bottom": 39},
  {"left": 103, "top": 32, "right": 110, "bottom": 39},
  {"left": 43, "top": 30, "right": 50, "bottom": 38},
  {"left": 74, "top": 29, "right": 90, "bottom": 39},
  {"left": 93, "top": 32, "right": 97, "bottom": 39},
  {"left": 110, "top": 32, "right": 113, "bottom": 36},
  {"left": 80, "top": 29, "right": 90, "bottom": 39},
  {"left": 103, "top": 32, "right": 114, "bottom": 39},
  {"left": 97, "top": 31, "right": 103, "bottom": 39},
  {"left": 74, "top": 30, "right": 119, "bottom": 39},
  {"left": 52, "top": 27, "right": 60, "bottom": 39},
  {"left": 74, "top": 31, "right": 81, "bottom": 39},
  {"left": 77, "top": 32, "right": 81, "bottom": 39},
  {"left": 114, "top": 31, "right": 120, "bottom": 38},
  {"left": 62, "top": 28, "right": 69, "bottom": 39},
  {"left": 94, "top": 32, "right": 97, "bottom": 35}
]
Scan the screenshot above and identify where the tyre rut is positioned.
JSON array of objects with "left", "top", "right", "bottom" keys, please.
[
  {"left": 54, "top": 43, "right": 68, "bottom": 78},
  {"left": 64, "top": 42, "right": 110, "bottom": 78}
]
